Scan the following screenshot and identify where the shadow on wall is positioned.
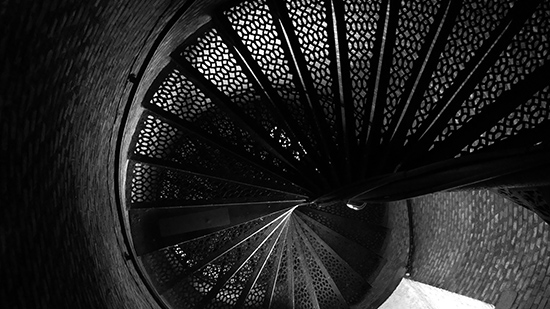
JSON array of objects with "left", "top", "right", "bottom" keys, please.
[{"left": 0, "top": 1, "right": 191, "bottom": 308}]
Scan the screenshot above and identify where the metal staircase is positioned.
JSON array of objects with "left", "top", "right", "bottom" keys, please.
[{"left": 120, "top": 0, "right": 550, "bottom": 308}]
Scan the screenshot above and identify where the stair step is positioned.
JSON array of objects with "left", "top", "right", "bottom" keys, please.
[{"left": 121, "top": 0, "right": 550, "bottom": 308}]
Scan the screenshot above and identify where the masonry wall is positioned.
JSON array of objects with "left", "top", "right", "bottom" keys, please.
[
  {"left": 410, "top": 190, "right": 550, "bottom": 309},
  {"left": 4, "top": 1, "right": 550, "bottom": 309},
  {"left": 1, "top": 1, "right": 188, "bottom": 308}
]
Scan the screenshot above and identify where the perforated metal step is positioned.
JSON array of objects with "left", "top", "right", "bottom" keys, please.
[{"left": 120, "top": 0, "right": 550, "bottom": 308}]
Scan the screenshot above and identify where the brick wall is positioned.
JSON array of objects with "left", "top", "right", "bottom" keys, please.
[
  {"left": 3, "top": 1, "right": 550, "bottom": 308},
  {"left": 410, "top": 190, "right": 550, "bottom": 309},
  {"left": 353, "top": 201, "right": 410, "bottom": 309},
  {"left": 0, "top": 1, "right": 187, "bottom": 308}
]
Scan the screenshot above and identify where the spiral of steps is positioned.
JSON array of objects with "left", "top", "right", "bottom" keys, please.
[{"left": 120, "top": 0, "right": 550, "bottom": 308}]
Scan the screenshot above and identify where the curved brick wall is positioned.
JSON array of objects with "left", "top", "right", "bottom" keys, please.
[
  {"left": 2, "top": 1, "right": 550, "bottom": 309},
  {"left": 410, "top": 190, "right": 550, "bottom": 309},
  {"left": 0, "top": 1, "right": 188, "bottom": 308}
]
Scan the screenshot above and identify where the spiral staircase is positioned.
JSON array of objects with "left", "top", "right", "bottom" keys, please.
[{"left": 119, "top": 0, "right": 550, "bottom": 308}]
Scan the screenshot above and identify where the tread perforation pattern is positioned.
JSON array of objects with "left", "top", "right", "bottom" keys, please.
[{"left": 122, "top": 1, "right": 550, "bottom": 308}]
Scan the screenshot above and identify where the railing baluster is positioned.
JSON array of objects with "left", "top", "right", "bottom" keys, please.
[
  {"left": 145, "top": 104, "right": 319, "bottom": 191},
  {"left": 267, "top": 0, "right": 341, "bottom": 185},
  {"left": 213, "top": 13, "right": 325, "bottom": 174},
  {"left": 359, "top": 0, "right": 402, "bottom": 178},
  {"left": 400, "top": 1, "right": 543, "bottom": 169},
  {"left": 170, "top": 51, "right": 328, "bottom": 185},
  {"left": 379, "top": 0, "right": 462, "bottom": 171},
  {"left": 324, "top": 0, "right": 356, "bottom": 182},
  {"left": 130, "top": 153, "right": 310, "bottom": 200},
  {"left": 421, "top": 62, "right": 550, "bottom": 163}
]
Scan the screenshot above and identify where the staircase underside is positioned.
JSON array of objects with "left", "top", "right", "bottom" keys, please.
[{"left": 118, "top": 0, "right": 550, "bottom": 308}]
